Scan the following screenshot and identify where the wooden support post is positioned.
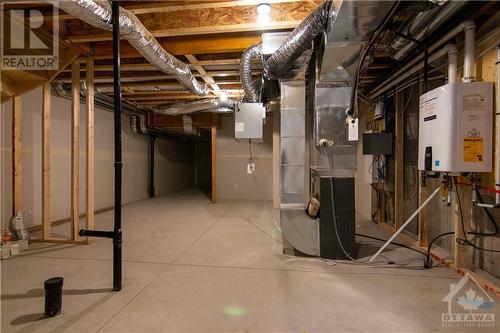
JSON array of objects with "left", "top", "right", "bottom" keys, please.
[
  {"left": 272, "top": 109, "right": 280, "bottom": 209},
  {"left": 418, "top": 174, "right": 429, "bottom": 247},
  {"left": 210, "top": 114, "right": 217, "bottom": 203},
  {"left": 71, "top": 61, "right": 80, "bottom": 240},
  {"left": 86, "top": 57, "right": 95, "bottom": 233},
  {"left": 12, "top": 97, "right": 22, "bottom": 217},
  {"left": 453, "top": 182, "right": 471, "bottom": 270},
  {"left": 394, "top": 92, "right": 404, "bottom": 230},
  {"left": 42, "top": 83, "right": 51, "bottom": 240}
]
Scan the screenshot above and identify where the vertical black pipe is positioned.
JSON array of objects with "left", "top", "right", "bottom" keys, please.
[
  {"left": 149, "top": 135, "right": 156, "bottom": 198},
  {"left": 424, "top": 48, "right": 429, "bottom": 93},
  {"left": 111, "top": 0, "right": 122, "bottom": 292}
]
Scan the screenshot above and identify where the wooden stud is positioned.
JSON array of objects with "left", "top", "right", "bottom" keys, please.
[
  {"left": 12, "top": 96, "right": 22, "bottom": 216},
  {"left": 417, "top": 174, "right": 429, "bottom": 247},
  {"left": 71, "top": 62, "right": 80, "bottom": 240},
  {"left": 86, "top": 57, "right": 95, "bottom": 233},
  {"left": 30, "top": 238, "right": 89, "bottom": 245},
  {"left": 394, "top": 91, "right": 404, "bottom": 230},
  {"left": 42, "top": 83, "right": 51, "bottom": 240},
  {"left": 211, "top": 115, "right": 217, "bottom": 203},
  {"left": 453, "top": 182, "right": 471, "bottom": 270}
]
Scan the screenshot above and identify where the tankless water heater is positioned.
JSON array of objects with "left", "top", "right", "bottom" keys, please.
[{"left": 418, "top": 82, "right": 493, "bottom": 173}]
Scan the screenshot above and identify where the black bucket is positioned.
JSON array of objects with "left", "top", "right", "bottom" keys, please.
[{"left": 44, "top": 277, "right": 63, "bottom": 317}]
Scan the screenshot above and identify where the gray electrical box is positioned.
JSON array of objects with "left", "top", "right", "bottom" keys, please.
[{"left": 234, "top": 103, "right": 265, "bottom": 139}]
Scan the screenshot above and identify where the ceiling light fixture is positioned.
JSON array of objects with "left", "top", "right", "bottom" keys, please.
[
  {"left": 220, "top": 91, "right": 228, "bottom": 101},
  {"left": 257, "top": 3, "right": 271, "bottom": 24}
]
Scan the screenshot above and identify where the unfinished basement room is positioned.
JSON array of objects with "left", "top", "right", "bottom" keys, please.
[{"left": 1, "top": 0, "right": 500, "bottom": 332}]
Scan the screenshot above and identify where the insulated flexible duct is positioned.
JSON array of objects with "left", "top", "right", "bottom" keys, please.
[
  {"left": 155, "top": 99, "right": 237, "bottom": 115},
  {"left": 57, "top": 0, "right": 208, "bottom": 96},
  {"left": 390, "top": 0, "right": 466, "bottom": 60},
  {"left": 263, "top": 1, "right": 329, "bottom": 80},
  {"left": 239, "top": 43, "right": 262, "bottom": 102},
  {"left": 130, "top": 115, "right": 139, "bottom": 134}
]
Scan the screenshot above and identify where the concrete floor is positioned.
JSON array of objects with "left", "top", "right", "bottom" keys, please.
[{"left": 1, "top": 189, "right": 498, "bottom": 332}]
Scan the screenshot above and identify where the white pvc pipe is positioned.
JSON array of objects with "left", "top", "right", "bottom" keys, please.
[
  {"left": 369, "top": 186, "right": 441, "bottom": 262},
  {"left": 447, "top": 44, "right": 458, "bottom": 83},
  {"left": 463, "top": 24, "right": 476, "bottom": 82},
  {"left": 496, "top": 46, "right": 500, "bottom": 205}
]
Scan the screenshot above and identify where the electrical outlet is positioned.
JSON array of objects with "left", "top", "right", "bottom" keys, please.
[{"left": 247, "top": 160, "right": 255, "bottom": 174}]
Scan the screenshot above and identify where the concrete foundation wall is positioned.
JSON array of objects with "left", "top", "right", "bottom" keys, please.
[
  {"left": 216, "top": 115, "right": 273, "bottom": 200},
  {"left": 1, "top": 87, "right": 194, "bottom": 228}
]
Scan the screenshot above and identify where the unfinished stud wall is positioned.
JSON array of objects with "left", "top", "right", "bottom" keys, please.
[
  {"left": 1, "top": 87, "right": 194, "bottom": 228},
  {"left": 354, "top": 102, "right": 373, "bottom": 221},
  {"left": 216, "top": 115, "right": 273, "bottom": 200}
]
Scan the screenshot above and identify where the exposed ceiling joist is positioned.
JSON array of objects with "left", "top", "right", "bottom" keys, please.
[
  {"left": 84, "top": 35, "right": 262, "bottom": 60},
  {"left": 66, "top": 21, "right": 302, "bottom": 43},
  {"left": 56, "top": 0, "right": 309, "bottom": 20}
]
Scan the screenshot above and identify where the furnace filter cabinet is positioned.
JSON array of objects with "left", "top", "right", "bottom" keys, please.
[{"left": 418, "top": 82, "right": 493, "bottom": 173}]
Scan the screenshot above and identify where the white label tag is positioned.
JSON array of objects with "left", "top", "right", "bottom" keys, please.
[
  {"left": 235, "top": 122, "right": 244, "bottom": 132},
  {"left": 348, "top": 118, "right": 359, "bottom": 141}
]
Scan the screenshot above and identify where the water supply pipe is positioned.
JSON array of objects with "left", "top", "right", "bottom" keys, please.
[
  {"left": 79, "top": 0, "right": 122, "bottom": 291},
  {"left": 369, "top": 186, "right": 441, "bottom": 262}
]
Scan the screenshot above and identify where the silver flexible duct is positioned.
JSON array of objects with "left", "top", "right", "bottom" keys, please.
[
  {"left": 239, "top": 44, "right": 262, "bottom": 102},
  {"left": 390, "top": 0, "right": 466, "bottom": 60},
  {"left": 57, "top": 0, "right": 208, "bottom": 96},
  {"left": 155, "top": 99, "right": 237, "bottom": 115},
  {"left": 52, "top": 82, "right": 145, "bottom": 116},
  {"left": 130, "top": 116, "right": 139, "bottom": 134},
  {"left": 138, "top": 115, "right": 149, "bottom": 134},
  {"left": 263, "top": 1, "right": 329, "bottom": 80}
]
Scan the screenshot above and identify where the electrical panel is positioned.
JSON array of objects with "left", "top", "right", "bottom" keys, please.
[
  {"left": 362, "top": 132, "right": 393, "bottom": 155},
  {"left": 418, "top": 82, "right": 493, "bottom": 172},
  {"left": 234, "top": 103, "right": 265, "bottom": 139}
]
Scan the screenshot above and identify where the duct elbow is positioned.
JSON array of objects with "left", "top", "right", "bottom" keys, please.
[{"left": 240, "top": 44, "right": 262, "bottom": 103}]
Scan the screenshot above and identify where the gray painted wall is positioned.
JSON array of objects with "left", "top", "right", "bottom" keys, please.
[
  {"left": 216, "top": 115, "right": 273, "bottom": 200},
  {"left": 1, "top": 87, "right": 194, "bottom": 228}
]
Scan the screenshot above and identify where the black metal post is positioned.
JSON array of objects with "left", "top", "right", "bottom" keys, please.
[
  {"left": 424, "top": 48, "right": 429, "bottom": 93},
  {"left": 148, "top": 135, "right": 156, "bottom": 198},
  {"left": 79, "top": 0, "right": 122, "bottom": 292},
  {"left": 111, "top": 0, "right": 122, "bottom": 292}
]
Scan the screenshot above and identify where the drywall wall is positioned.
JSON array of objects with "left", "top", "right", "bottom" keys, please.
[
  {"left": 216, "top": 115, "right": 273, "bottom": 200},
  {"left": 1, "top": 87, "right": 194, "bottom": 229},
  {"left": 155, "top": 138, "right": 194, "bottom": 196}
]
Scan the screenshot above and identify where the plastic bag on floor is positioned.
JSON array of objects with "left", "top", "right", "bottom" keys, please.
[{"left": 9, "top": 210, "right": 28, "bottom": 241}]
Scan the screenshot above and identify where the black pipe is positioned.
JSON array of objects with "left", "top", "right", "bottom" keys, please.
[
  {"left": 149, "top": 135, "right": 156, "bottom": 198},
  {"left": 78, "top": 0, "right": 122, "bottom": 292},
  {"left": 111, "top": 0, "right": 122, "bottom": 292},
  {"left": 424, "top": 48, "right": 429, "bottom": 93}
]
